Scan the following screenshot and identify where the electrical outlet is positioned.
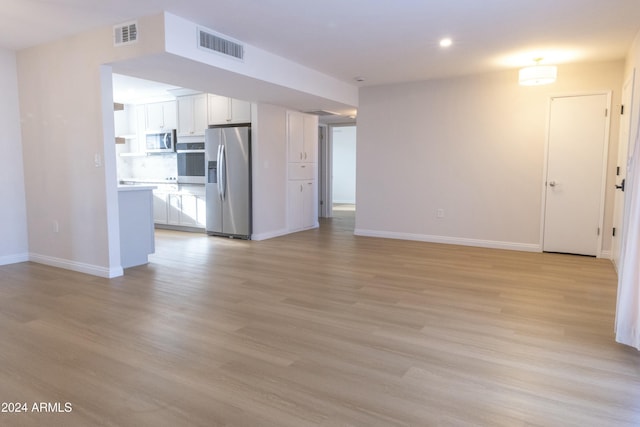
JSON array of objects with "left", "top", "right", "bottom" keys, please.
[
  {"left": 52, "top": 220, "right": 59, "bottom": 233},
  {"left": 436, "top": 208, "right": 445, "bottom": 219}
]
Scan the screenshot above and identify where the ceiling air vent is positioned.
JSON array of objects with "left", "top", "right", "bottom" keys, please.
[
  {"left": 114, "top": 21, "right": 138, "bottom": 46},
  {"left": 198, "top": 27, "right": 244, "bottom": 61}
]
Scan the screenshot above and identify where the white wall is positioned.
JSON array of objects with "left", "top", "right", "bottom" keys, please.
[
  {"left": 356, "top": 61, "right": 623, "bottom": 253},
  {"left": 16, "top": 14, "right": 166, "bottom": 277},
  {"left": 332, "top": 126, "right": 356, "bottom": 204},
  {"left": 252, "top": 103, "right": 289, "bottom": 240},
  {"left": 0, "top": 48, "right": 28, "bottom": 265}
]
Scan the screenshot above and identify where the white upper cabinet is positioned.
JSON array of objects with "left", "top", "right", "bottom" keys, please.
[
  {"left": 287, "top": 111, "right": 318, "bottom": 163},
  {"left": 288, "top": 111, "right": 304, "bottom": 162},
  {"left": 303, "top": 114, "right": 318, "bottom": 163},
  {"left": 177, "top": 94, "right": 208, "bottom": 137},
  {"left": 230, "top": 98, "right": 252, "bottom": 123},
  {"left": 208, "top": 94, "right": 251, "bottom": 125},
  {"left": 207, "top": 95, "right": 228, "bottom": 125},
  {"left": 145, "top": 103, "right": 163, "bottom": 131},
  {"left": 145, "top": 101, "right": 176, "bottom": 132}
]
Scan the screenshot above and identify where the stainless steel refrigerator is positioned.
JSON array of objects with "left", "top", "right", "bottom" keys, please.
[{"left": 205, "top": 124, "right": 251, "bottom": 239}]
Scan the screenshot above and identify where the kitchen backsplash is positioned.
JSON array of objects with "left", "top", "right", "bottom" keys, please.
[{"left": 117, "top": 153, "right": 178, "bottom": 182}]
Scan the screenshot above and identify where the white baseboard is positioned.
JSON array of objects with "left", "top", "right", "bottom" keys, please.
[
  {"left": 353, "top": 229, "right": 541, "bottom": 252},
  {"left": 599, "top": 250, "right": 612, "bottom": 259},
  {"left": 251, "top": 228, "right": 290, "bottom": 241},
  {"left": 304, "top": 222, "right": 320, "bottom": 232},
  {"left": 253, "top": 223, "right": 320, "bottom": 241},
  {"left": 612, "top": 257, "right": 620, "bottom": 273},
  {"left": 0, "top": 252, "right": 29, "bottom": 266},
  {"left": 29, "top": 253, "right": 123, "bottom": 278},
  {"left": 598, "top": 251, "right": 615, "bottom": 264}
]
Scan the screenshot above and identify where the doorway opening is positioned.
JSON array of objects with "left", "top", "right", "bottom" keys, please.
[
  {"left": 331, "top": 125, "right": 356, "bottom": 215},
  {"left": 319, "top": 124, "right": 356, "bottom": 218}
]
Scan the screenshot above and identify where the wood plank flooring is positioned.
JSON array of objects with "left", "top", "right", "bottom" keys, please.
[{"left": 0, "top": 210, "right": 639, "bottom": 426}]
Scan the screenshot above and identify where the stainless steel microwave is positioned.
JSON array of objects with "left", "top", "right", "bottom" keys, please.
[{"left": 145, "top": 130, "right": 176, "bottom": 153}]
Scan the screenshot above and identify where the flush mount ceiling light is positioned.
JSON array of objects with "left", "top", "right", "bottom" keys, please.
[
  {"left": 439, "top": 38, "right": 453, "bottom": 48},
  {"left": 519, "top": 58, "right": 557, "bottom": 86}
]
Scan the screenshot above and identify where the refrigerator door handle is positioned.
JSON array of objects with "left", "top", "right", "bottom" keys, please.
[
  {"left": 219, "top": 144, "right": 227, "bottom": 201},
  {"left": 216, "top": 144, "right": 223, "bottom": 201}
]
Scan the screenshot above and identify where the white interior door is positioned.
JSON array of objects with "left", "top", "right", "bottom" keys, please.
[
  {"left": 613, "top": 74, "right": 634, "bottom": 270},
  {"left": 543, "top": 94, "right": 610, "bottom": 256}
]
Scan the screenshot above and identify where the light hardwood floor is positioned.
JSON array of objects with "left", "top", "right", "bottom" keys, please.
[{"left": 1, "top": 210, "right": 639, "bottom": 426}]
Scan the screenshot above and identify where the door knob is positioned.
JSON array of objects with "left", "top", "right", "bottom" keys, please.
[
  {"left": 615, "top": 178, "right": 626, "bottom": 192},
  {"left": 548, "top": 180, "right": 557, "bottom": 187}
]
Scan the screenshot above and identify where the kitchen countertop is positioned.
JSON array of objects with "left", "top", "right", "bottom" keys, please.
[
  {"left": 120, "top": 178, "right": 178, "bottom": 185},
  {"left": 117, "top": 184, "right": 158, "bottom": 192},
  {"left": 119, "top": 179, "right": 204, "bottom": 186}
]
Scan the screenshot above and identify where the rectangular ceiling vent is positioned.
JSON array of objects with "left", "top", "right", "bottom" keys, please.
[
  {"left": 198, "top": 27, "right": 244, "bottom": 61},
  {"left": 114, "top": 21, "right": 138, "bottom": 46}
]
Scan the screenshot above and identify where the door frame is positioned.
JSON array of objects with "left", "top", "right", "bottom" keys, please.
[
  {"left": 613, "top": 72, "right": 635, "bottom": 270},
  {"left": 318, "top": 124, "right": 332, "bottom": 218},
  {"left": 539, "top": 91, "right": 612, "bottom": 257}
]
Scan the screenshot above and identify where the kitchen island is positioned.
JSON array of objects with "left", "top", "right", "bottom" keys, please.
[{"left": 118, "top": 185, "right": 156, "bottom": 268}]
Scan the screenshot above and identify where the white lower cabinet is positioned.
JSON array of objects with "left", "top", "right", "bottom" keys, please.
[
  {"left": 288, "top": 180, "right": 317, "bottom": 231},
  {"left": 195, "top": 196, "right": 206, "bottom": 228},
  {"left": 167, "top": 193, "right": 182, "bottom": 225},
  {"left": 153, "top": 191, "right": 169, "bottom": 223},
  {"left": 119, "top": 187, "right": 155, "bottom": 268},
  {"left": 176, "top": 193, "right": 199, "bottom": 227},
  {"left": 153, "top": 187, "right": 206, "bottom": 229},
  {"left": 302, "top": 181, "right": 316, "bottom": 228}
]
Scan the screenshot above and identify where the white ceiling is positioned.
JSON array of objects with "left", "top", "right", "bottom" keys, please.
[
  {"left": 112, "top": 74, "right": 181, "bottom": 104},
  {"left": 6, "top": 0, "right": 640, "bottom": 124},
  {"left": 4, "top": 0, "right": 640, "bottom": 88}
]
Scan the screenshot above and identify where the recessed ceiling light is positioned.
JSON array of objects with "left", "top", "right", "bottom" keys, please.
[{"left": 439, "top": 38, "right": 453, "bottom": 48}]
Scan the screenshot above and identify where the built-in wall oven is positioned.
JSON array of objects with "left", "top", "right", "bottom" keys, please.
[{"left": 176, "top": 141, "right": 206, "bottom": 184}]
